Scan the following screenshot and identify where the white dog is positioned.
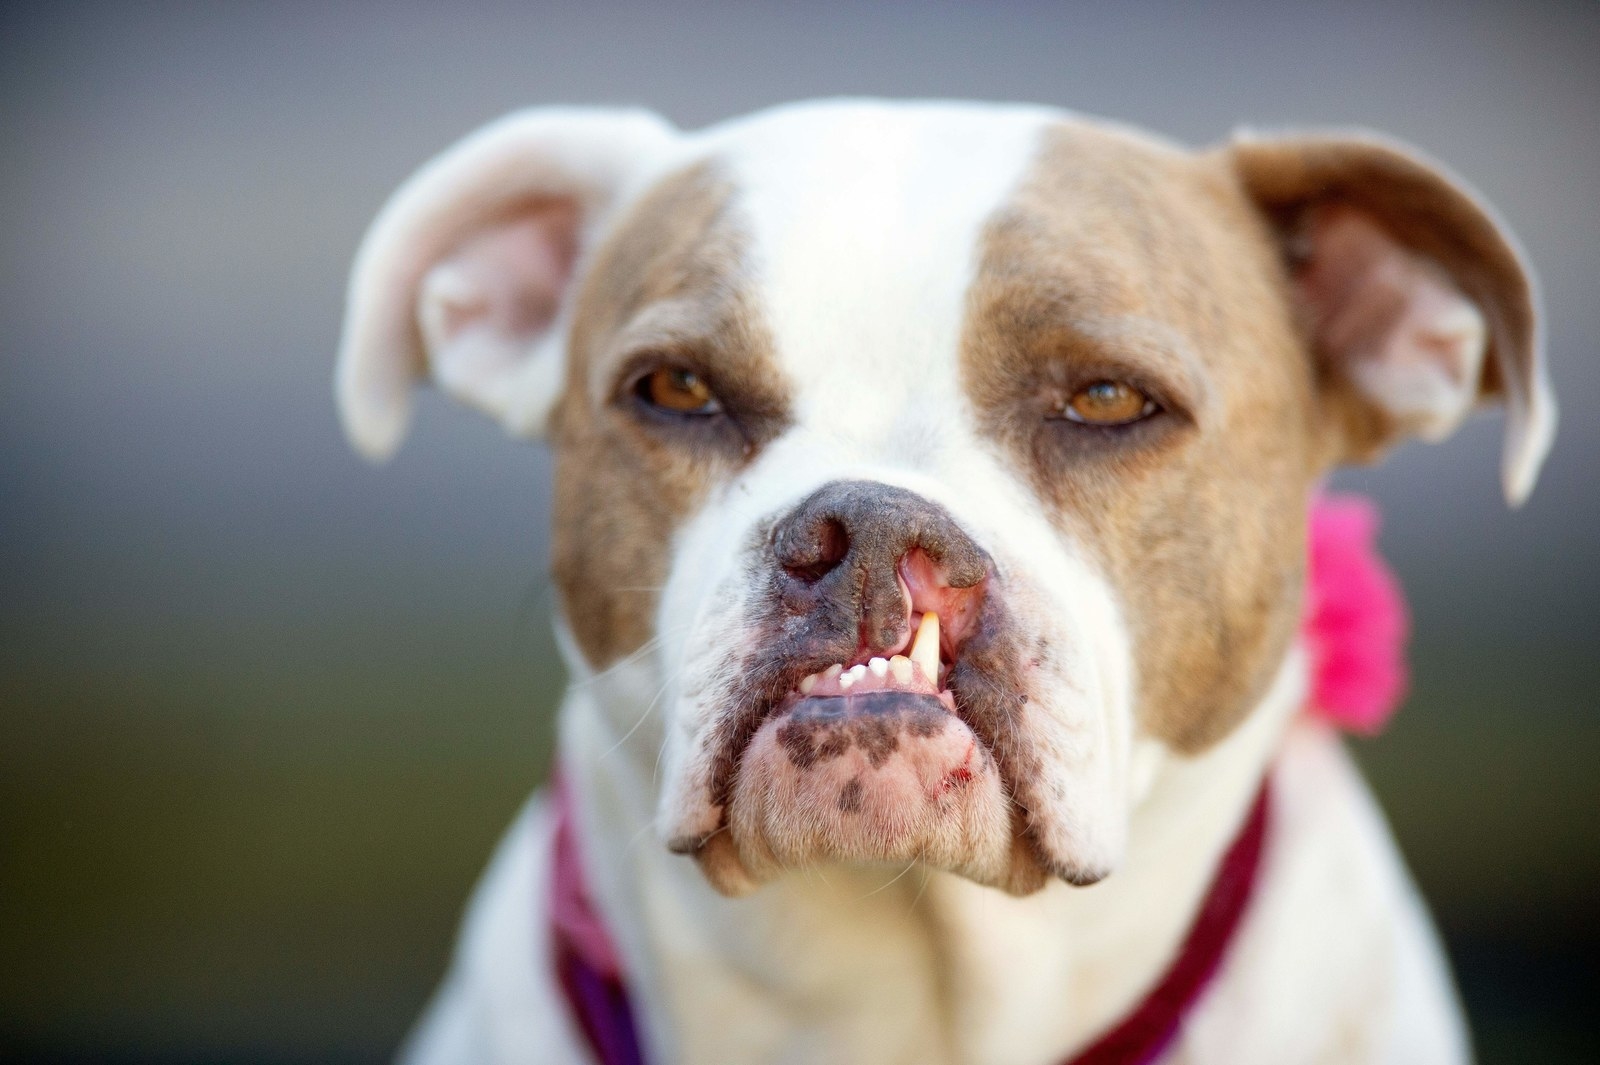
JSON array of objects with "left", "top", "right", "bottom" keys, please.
[{"left": 335, "top": 99, "right": 1554, "bottom": 1064}]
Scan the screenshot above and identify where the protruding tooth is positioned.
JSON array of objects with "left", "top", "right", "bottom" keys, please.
[
  {"left": 889, "top": 655, "right": 913, "bottom": 685},
  {"left": 823, "top": 664, "right": 843, "bottom": 680},
  {"left": 868, "top": 657, "right": 889, "bottom": 677},
  {"left": 799, "top": 673, "right": 817, "bottom": 695},
  {"left": 910, "top": 612, "right": 940, "bottom": 683},
  {"left": 838, "top": 670, "right": 856, "bottom": 691}
]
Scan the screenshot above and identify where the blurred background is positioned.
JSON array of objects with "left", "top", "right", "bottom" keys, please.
[{"left": 2, "top": 1, "right": 1595, "bottom": 1062}]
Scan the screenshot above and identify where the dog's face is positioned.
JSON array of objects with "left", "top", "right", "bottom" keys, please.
[{"left": 337, "top": 101, "right": 1553, "bottom": 896}]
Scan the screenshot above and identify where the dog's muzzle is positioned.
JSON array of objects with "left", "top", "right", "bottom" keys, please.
[{"left": 680, "top": 480, "right": 1042, "bottom": 892}]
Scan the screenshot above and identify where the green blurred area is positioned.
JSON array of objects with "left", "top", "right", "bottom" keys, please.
[
  {"left": 1354, "top": 637, "right": 1600, "bottom": 1063},
  {"left": 3, "top": 616, "right": 1596, "bottom": 1062},
  {"left": 1, "top": 610, "right": 563, "bottom": 1062}
]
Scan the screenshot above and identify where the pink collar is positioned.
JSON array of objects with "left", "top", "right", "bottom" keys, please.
[
  {"left": 549, "top": 773, "right": 643, "bottom": 1065},
  {"left": 546, "top": 493, "right": 1408, "bottom": 1064}
]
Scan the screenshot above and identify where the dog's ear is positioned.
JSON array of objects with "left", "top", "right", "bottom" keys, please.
[
  {"left": 335, "top": 108, "right": 679, "bottom": 460},
  {"left": 1228, "top": 131, "right": 1556, "bottom": 505}
]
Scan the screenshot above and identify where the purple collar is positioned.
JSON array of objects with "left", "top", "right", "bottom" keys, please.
[{"left": 547, "top": 776, "right": 1270, "bottom": 1065}]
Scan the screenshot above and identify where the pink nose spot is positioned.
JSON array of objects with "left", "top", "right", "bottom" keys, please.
[{"left": 896, "top": 547, "right": 987, "bottom": 659}]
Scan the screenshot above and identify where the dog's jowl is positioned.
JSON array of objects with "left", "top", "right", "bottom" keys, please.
[{"left": 336, "top": 101, "right": 1554, "bottom": 1064}]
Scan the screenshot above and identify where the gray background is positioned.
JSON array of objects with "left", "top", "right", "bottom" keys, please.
[{"left": 2, "top": 1, "right": 1595, "bottom": 1062}]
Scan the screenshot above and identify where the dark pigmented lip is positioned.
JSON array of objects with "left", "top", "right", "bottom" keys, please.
[
  {"left": 780, "top": 689, "right": 952, "bottom": 726},
  {"left": 720, "top": 655, "right": 979, "bottom": 796},
  {"left": 772, "top": 690, "right": 958, "bottom": 772},
  {"left": 776, "top": 684, "right": 956, "bottom": 726},
  {"left": 701, "top": 643, "right": 980, "bottom": 818}
]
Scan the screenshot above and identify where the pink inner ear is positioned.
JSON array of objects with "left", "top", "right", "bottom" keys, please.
[
  {"left": 417, "top": 202, "right": 580, "bottom": 415},
  {"left": 1299, "top": 208, "right": 1487, "bottom": 439}
]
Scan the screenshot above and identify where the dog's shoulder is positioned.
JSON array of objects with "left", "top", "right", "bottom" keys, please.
[
  {"left": 397, "top": 793, "right": 586, "bottom": 1065},
  {"left": 1175, "top": 722, "right": 1471, "bottom": 1064}
]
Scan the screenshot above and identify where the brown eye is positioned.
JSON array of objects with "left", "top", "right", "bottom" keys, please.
[
  {"left": 637, "top": 367, "right": 721, "bottom": 415},
  {"left": 1062, "top": 380, "right": 1155, "bottom": 426}
]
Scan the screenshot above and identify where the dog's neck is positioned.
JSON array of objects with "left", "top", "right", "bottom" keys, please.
[{"left": 560, "top": 642, "right": 1306, "bottom": 1065}]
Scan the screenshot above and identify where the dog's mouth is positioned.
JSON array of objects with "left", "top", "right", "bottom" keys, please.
[
  {"left": 675, "top": 592, "right": 1043, "bottom": 896},
  {"left": 787, "top": 610, "right": 955, "bottom": 710},
  {"left": 770, "top": 546, "right": 987, "bottom": 719}
]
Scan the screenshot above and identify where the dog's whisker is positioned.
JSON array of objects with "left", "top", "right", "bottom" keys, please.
[
  {"left": 853, "top": 857, "right": 921, "bottom": 902},
  {"left": 907, "top": 863, "right": 932, "bottom": 914},
  {"left": 568, "top": 639, "right": 663, "bottom": 691},
  {"left": 569, "top": 622, "right": 691, "bottom": 691},
  {"left": 651, "top": 743, "right": 674, "bottom": 786},
  {"left": 650, "top": 730, "right": 669, "bottom": 786},
  {"left": 627, "top": 820, "right": 656, "bottom": 850},
  {"left": 601, "top": 663, "right": 686, "bottom": 760}
]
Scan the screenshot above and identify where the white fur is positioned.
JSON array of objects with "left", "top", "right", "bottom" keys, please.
[
  {"left": 655, "top": 101, "right": 1141, "bottom": 882},
  {"left": 336, "top": 107, "right": 680, "bottom": 458},
  {"left": 396, "top": 795, "right": 587, "bottom": 1065},
  {"left": 347, "top": 101, "right": 1484, "bottom": 1064}
]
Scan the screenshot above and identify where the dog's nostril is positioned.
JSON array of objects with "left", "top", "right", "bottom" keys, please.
[
  {"left": 781, "top": 518, "right": 849, "bottom": 583},
  {"left": 816, "top": 519, "right": 848, "bottom": 565}
]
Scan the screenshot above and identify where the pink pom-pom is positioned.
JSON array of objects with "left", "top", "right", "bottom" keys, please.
[{"left": 1303, "top": 494, "right": 1410, "bottom": 734}]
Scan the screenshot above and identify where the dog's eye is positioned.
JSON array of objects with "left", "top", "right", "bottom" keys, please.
[
  {"left": 636, "top": 367, "right": 722, "bottom": 416},
  {"left": 1058, "top": 381, "right": 1156, "bottom": 426}
]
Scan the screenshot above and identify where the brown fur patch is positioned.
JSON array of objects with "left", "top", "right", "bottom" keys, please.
[
  {"left": 550, "top": 161, "right": 790, "bottom": 667},
  {"left": 961, "top": 122, "right": 1326, "bottom": 752}
]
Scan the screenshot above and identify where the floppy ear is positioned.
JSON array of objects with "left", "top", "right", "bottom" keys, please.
[
  {"left": 335, "top": 107, "right": 679, "bottom": 460},
  {"left": 1229, "top": 131, "right": 1557, "bottom": 505}
]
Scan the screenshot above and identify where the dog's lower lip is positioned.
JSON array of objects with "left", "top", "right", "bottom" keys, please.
[{"left": 786, "top": 684, "right": 961, "bottom": 716}]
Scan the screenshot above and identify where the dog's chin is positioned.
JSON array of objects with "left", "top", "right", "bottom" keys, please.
[{"left": 689, "top": 686, "right": 1055, "bottom": 898}]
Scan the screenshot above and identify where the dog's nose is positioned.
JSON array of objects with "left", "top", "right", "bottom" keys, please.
[{"left": 771, "top": 480, "right": 992, "bottom": 655}]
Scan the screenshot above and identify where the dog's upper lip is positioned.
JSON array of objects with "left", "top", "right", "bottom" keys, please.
[{"left": 897, "top": 551, "right": 990, "bottom": 662}]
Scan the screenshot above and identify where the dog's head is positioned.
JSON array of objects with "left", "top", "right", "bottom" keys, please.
[{"left": 337, "top": 101, "right": 1553, "bottom": 896}]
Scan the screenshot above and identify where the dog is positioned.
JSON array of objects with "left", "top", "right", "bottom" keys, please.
[{"left": 334, "top": 99, "right": 1555, "bottom": 1064}]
